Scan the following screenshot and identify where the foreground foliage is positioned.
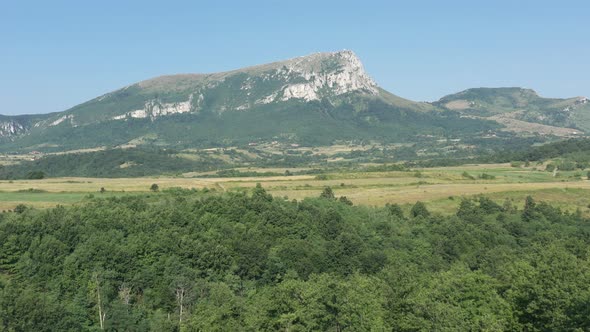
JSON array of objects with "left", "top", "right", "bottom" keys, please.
[{"left": 0, "top": 188, "right": 589, "bottom": 331}]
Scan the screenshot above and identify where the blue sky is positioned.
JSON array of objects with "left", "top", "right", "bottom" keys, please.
[{"left": 1, "top": 0, "right": 589, "bottom": 115}]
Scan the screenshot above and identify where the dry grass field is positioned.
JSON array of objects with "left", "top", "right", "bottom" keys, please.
[{"left": 1, "top": 163, "right": 589, "bottom": 214}]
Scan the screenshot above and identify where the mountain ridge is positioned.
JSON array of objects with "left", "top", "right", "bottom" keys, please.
[
  {"left": 0, "top": 51, "right": 588, "bottom": 152},
  {"left": 434, "top": 87, "right": 590, "bottom": 132},
  {"left": 41, "top": 50, "right": 387, "bottom": 125}
]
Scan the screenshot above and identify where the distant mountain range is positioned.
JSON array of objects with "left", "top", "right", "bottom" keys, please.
[{"left": 0, "top": 51, "right": 587, "bottom": 152}]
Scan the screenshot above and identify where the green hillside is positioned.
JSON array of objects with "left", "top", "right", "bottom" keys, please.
[
  {"left": 436, "top": 87, "right": 590, "bottom": 131},
  {"left": 0, "top": 51, "right": 498, "bottom": 153},
  {"left": 1, "top": 53, "right": 588, "bottom": 154}
]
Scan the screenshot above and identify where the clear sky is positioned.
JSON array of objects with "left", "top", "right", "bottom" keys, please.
[{"left": 1, "top": 0, "right": 589, "bottom": 115}]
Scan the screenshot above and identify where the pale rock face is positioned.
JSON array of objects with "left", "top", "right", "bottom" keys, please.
[
  {"left": 240, "top": 78, "right": 254, "bottom": 90},
  {"left": 256, "top": 92, "right": 278, "bottom": 105},
  {"left": 144, "top": 99, "right": 190, "bottom": 117},
  {"left": 129, "top": 110, "right": 148, "bottom": 119},
  {"left": 194, "top": 93, "right": 205, "bottom": 111},
  {"left": 112, "top": 50, "right": 378, "bottom": 117},
  {"left": 0, "top": 121, "right": 26, "bottom": 137},
  {"left": 49, "top": 114, "right": 75, "bottom": 126},
  {"left": 281, "top": 83, "right": 319, "bottom": 101},
  {"left": 266, "top": 50, "right": 379, "bottom": 103},
  {"left": 86, "top": 51, "right": 381, "bottom": 124},
  {"left": 562, "top": 97, "right": 589, "bottom": 113},
  {"left": 113, "top": 95, "right": 193, "bottom": 120}
]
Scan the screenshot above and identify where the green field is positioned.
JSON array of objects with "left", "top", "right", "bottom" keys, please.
[{"left": 2, "top": 163, "right": 589, "bottom": 214}]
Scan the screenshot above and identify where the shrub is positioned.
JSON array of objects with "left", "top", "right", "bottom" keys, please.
[
  {"left": 26, "top": 171, "right": 45, "bottom": 179},
  {"left": 411, "top": 201, "right": 430, "bottom": 218},
  {"left": 338, "top": 196, "right": 353, "bottom": 205},
  {"left": 320, "top": 187, "right": 335, "bottom": 200},
  {"left": 559, "top": 161, "right": 576, "bottom": 171},
  {"left": 478, "top": 173, "right": 496, "bottom": 180},
  {"left": 386, "top": 203, "right": 404, "bottom": 218},
  {"left": 462, "top": 171, "right": 475, "bottom": 180},
  {"left": 14, "top": 204, "right": 27, "bottom": 214}
]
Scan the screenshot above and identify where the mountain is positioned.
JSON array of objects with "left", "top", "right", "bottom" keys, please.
[
  {"left": 435, "top": 87, "right": 590, "bottom": 136},
  {"left": 0, "top": 114, "right": 52, "bottom": 138},
  {"left": 2, "top": 52, "right": 588, "bottom": 154},
  {"left": 0, "top": 50, "right": 496, "bottom": 152},
  {"left": 41, "top": 50, "right": 385, "bottom": 125}
]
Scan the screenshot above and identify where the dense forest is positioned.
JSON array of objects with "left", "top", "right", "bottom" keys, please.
[
  {"left": 0, "top": 148, "right": 229, "bottom": 179},
  {"left": 1, "top": 187, "right": 589, "bottom": 331},
  {"left": 408, "top": 137, "right": 590, "bottom": 168}
]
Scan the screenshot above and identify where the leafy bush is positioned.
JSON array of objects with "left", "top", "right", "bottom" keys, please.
[
  {"left": 411, "top": 201, "right": 430, "bottom": 218},
  {"left": 559, "top": 161, "right": 577, "bottom": 171},
  {"left": 462, "top": 171, "right": 475, "bottom": 180},
  {"left": 478, "top": 173, "right": 496, "bottom": 180},
  {"left": 315, "top": 174, "right": 329, "bottom": 180},
  {"left": 25, "top": 171, "right": 45, "bottom": 179},
  {"left": 16, "top": 188, "right": 48, "bottom": 193},
  {"left": 319, "top": 186, "right": 335, "bottom": 199}
]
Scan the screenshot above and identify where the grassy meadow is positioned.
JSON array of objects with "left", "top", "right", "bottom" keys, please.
[{"left": 1, "top": 163, "right": 589, "bottom": 214}]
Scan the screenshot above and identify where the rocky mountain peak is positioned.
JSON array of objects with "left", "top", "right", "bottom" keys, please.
[
  {"left": 1, "top": 51, "right": 385, "bottom": 139},
  {"left": 115, "top": 50, "right": 380, "bottom": 120},
  {"left": 274, "top": 50, "right": 379, "bottom": 100},
  {"left": 0, "top": 120, "right": 26, "bottom": 137}
]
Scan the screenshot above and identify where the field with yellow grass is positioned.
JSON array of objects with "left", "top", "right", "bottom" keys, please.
[{"left": 1, "top": 163, "right": 589, "bottom": 214}]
